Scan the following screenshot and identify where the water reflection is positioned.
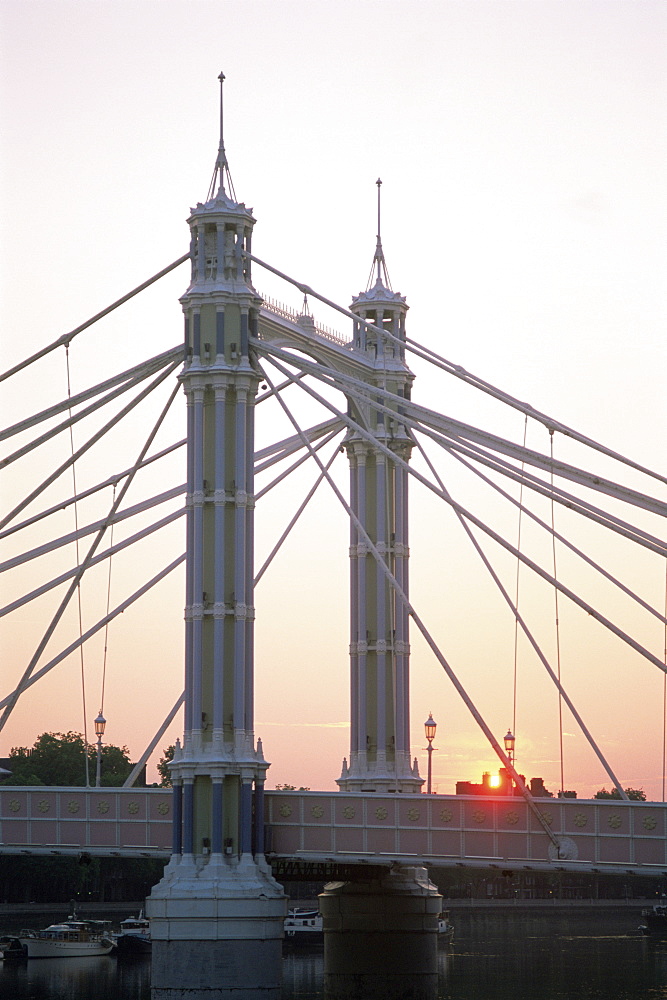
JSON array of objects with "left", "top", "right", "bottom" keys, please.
[
  {"left": 0, "top": 955, "right": 150, "bottom": 1000},
  {"left": 1, "top": 913, "right": 667, "bottom": 999}
]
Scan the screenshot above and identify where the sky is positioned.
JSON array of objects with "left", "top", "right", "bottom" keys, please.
[{"left": 0, "top": 0, "right": 665, "bottom": 798}]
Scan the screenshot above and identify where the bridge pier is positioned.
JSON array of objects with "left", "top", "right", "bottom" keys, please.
[
  {"left": 319, "top": 866, "right": 442, "bottom": 1000},
  {"left": 149, "top": 855, "right": 285, "bottom": 999}
]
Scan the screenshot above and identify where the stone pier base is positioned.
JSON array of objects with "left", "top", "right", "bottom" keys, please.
[
  {"left": 319, "top": 866, "right": 441, "bottom": 1000},
  {"left": 147, "top": 854, "right": 286, "bottom": 998}
]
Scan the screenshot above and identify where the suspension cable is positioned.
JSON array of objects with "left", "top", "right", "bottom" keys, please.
[
  {"left": 246, "top": 250, "right": 667, "bottom": 488},
  {"left": 122, "top": 692, "right": 185, "bottom": 788},
  {"left": 1, "top": 486, "right": 186, "bottom": 574},
  {"left": 255, "top": 435, "right": 342, "bottom": 585},
  {"left": 2, "top": 356, "right": 178, "bottom": 471},
  {"left": 0, "top": 441, "right": 185, "bottom": 542},
  {"left": 513, "top": 415, "right": 528, "bottom": 738},
  {"left": 441, "top": 444, "right": 667, "bottom": 626},
  {"left": 0, "top": 359, "right": 181, "bottom": 533},
  {"left": 259, "top": 360, "right": 563, "bottom": 849},
  {"left": 0, "top": 556, "right": 185, "bottom": 712},
  {"left": 1, "top": 508, "right": 184, "bottom": 619},
  {"left": 410, "top": 431, "right": 628, "bottom": 798},
  {"left": 99, "top": 482, "right": 116, "bottom": 720},
  {"left": 1, "top": 346, "right": 182, "bottom": 446},
  {"left": 256, "top": 431, "right": 340, "bottom": 496},
  {"left": 0, "top": 255, "right": 189, "bottom": 385},
  {"left": 550, "top": 430, "right": 565, "bottom": 795},
  {"left": 65, "top": 344, "right": 90, "bottom": 786},
  {"left": 0, "top": 379, "right": 181, "bottom": 734},
  {"left": 249, "top": 337, "right": 667, "bottom": 528},
  {"left": 255, "top": 344, "right": 667, "bottom": 675}
]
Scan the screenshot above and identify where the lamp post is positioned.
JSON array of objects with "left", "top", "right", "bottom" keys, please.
[
  {"left": 504, "top": 729, "right": 515, "bottom": 767},
  {"left": 94, "top": 712, "right": 106, "bottom": 788},
  {"left": 424, "top": 714, "right": 437, "bottom": 794},
  {"left": 504, "top": 729, "right": 515, "bottom": 792}
]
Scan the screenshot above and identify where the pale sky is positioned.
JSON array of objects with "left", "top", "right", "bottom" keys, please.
[{"left": 1, "top": 1, "right": 665, "bottom": 797}]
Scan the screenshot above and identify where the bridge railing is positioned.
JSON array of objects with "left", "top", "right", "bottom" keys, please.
[
  {"left": 266, "top": 791, "right": 667, "bottom": 877},
  {"left": 259, "top": 296, "right": 351, "bottom": 347},
  {"left": 0, "top": 787, "right": 171, "bottom": 858},
  {"left": 3, "top": 787, "right": 667, "bottom": 877}
]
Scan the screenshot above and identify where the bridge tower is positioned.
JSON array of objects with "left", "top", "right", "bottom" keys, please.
[
  {"left": 147, "top": 75, "right": 286, "bottom": 998},
  {"left": 338, "top": 180, "right": 422, "bottom": 793}
]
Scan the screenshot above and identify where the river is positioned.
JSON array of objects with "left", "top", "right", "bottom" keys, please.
[{"left": 1, "top": 907, "right": 665, "bottom": 999}]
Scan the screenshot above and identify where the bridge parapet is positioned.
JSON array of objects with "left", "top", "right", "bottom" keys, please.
[
  {"left": 3, "top": 787, "right": 666, "bottom": 876},
  {"left": 0, "top": 786, "right": 171, "bottom": 857},
  {"left": 266, "top": 791, "right": 667, "bottom": 877}
]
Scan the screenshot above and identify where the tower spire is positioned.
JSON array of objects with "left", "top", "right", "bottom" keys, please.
[
  {"left": 367, "top": 177, "right": 392, "bottom": 291},
  {"left": 207, "top": 71, "right": 237, "bottom": 202}
]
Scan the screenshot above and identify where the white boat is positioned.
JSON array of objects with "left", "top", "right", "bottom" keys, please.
[
  {"left": 284, "top": 908, "right": 323, "bottom": 941},
  {"left": 114, "top": 910, "right": 151, "bottom": 955},
  {"left": 283, "top": 907, "right": 453, "bottom": 942},
  {"left": 438, "top": 909, "right": 454, "bottom": 942},
  {"left": 20, "top": 916, "right": 114, "bottom": 958}
]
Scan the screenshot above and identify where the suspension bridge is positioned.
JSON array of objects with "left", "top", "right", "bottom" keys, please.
[{"left": 1, "top": 74, "right": 666, "bottom": 994}]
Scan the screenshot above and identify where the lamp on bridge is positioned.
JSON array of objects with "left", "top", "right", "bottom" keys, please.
[
  {"left": 94, "top": 712, "right": 106, "bottom": 788},
  {"left": 504, "top": 729, "right": 515, "bottom": 767},
  {"left": 424, "top": 714, "right": 437, "bottom": 794}
]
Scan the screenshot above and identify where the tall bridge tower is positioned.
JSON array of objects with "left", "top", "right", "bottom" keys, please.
[
  {"left": 147, "top": 75, "right": 286, "bottom": 997},
  {"left": 338, "top": 179, "right": 422, "bottom": 793}
]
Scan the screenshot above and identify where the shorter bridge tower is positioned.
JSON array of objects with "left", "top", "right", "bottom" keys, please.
[
  {"left": 147, "top": 75, "right": 285, "bottom": 999},
  {"left": 338, "top": 180, "right": 422, "bottom": 793}
]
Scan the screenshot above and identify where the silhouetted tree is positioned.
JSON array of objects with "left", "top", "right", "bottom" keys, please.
[
  {"left": 1, "top": 732, "right": 133, "bottom": 786},
  {"left": 157, "top": 745, "right": 175, "bottom": 786},
  {"left": 594, "top": 786, "right": 646, "bottom": 801}
]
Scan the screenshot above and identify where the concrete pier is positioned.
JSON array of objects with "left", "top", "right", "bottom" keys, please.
[
  {"left": 319, "top": 866, "right": 441, "bottom": 1000},
  {"left": 148, "top": 855, "right": 286, "bottom": 998}
]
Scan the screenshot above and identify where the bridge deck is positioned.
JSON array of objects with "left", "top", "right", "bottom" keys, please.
[
  {"left": 1, "top": 788, "right": 665, "bottom": 876},
  {"left": 267, "top": 792, "right": 667, "bottom": 877}
]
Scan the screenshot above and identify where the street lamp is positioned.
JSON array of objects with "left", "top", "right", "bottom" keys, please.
[
  {"left": 94, "top": 712, "right": 106, "bottom": 788},
  {"left": 424, "top": 714, "right": 437, "bottom": 794},
  {"left": 504, "top": 729, "right": 515, "bottom": 767}
]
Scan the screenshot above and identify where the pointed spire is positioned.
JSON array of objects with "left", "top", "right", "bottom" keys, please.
[
  {"left": 207, "top": 72, "right": 237, "bottom": 203},
  {"left": 366, "top": 177, "right": 392, "bottom": 291}
]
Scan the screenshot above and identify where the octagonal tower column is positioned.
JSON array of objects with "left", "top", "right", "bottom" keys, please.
[
  {"left": 337, "top": 180, "right": 422, "bottom": 794},
  {"left": 147, "top": 75, "right": 285, "bottom": 1000}
]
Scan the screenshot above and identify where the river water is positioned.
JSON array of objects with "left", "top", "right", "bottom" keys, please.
[{"left": 1, "top": 908, "right": 666, "bottom": 999}]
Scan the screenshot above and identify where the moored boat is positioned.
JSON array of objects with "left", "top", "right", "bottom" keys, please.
[
  {"left": 114, "top": 910, "right": 151, "bottom": 955},
  {"left": 19, "top": 916, "right": 114, "bottom": 958},
  {"left": 283, "top": 907, "right": 454, "bottom": 943},
  {"left": 640, "top": 902, "right": 667, "bottom": 936},
  {"left": 284, "top": 908, "right": 323, "bottom": 943},
  {"left": 438, "top": 908, "right": 454, "bottom": 942},
  {"left": 0, "top": 936, "right": 27, "bottom": 962}
]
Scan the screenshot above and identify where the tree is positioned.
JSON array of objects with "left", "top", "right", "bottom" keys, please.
[
  {"left": 274, "top": 784, "right": 310, "bottom": 791},
  {"left": 0, "top": 732, "right": 133, "bottom": 786},
  {"left": 157, "top": 745, "right": 175, "bottom": 787},
  {"left": 595, "top": 787, "right": 646, "bottom": 801}
]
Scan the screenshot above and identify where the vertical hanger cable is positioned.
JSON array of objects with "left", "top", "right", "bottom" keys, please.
[
  {"left": 512, "top": 415, "right": 528, "bottom": 737},
  {"left": 550, "top": 429, "right": 565, "bottom": 794},
  {"left": 66, "top": 344, "right": 90, "bottom": 786}
]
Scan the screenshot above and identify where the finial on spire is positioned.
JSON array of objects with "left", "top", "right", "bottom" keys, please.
[
  {"left": 207, "top": 71, "right": 237, "bottom": 202},
  {"left": 367, "top": 177, "right": 392, "bottom": 291}
]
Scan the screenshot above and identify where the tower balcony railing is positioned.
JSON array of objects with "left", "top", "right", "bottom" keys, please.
[{"left": 259, "top": 294, "right": 351, "bottom": 348}]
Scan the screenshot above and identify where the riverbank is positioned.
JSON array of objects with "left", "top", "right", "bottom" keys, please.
[
  {"left": 0, "top": 901, "right": 145, "bottom": 917},
  {"left": 445, "top": 897, "right": 647, "bottom": 912},
  {"left": 0, "top": 895, "right": 651, "bottom": 918}
]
